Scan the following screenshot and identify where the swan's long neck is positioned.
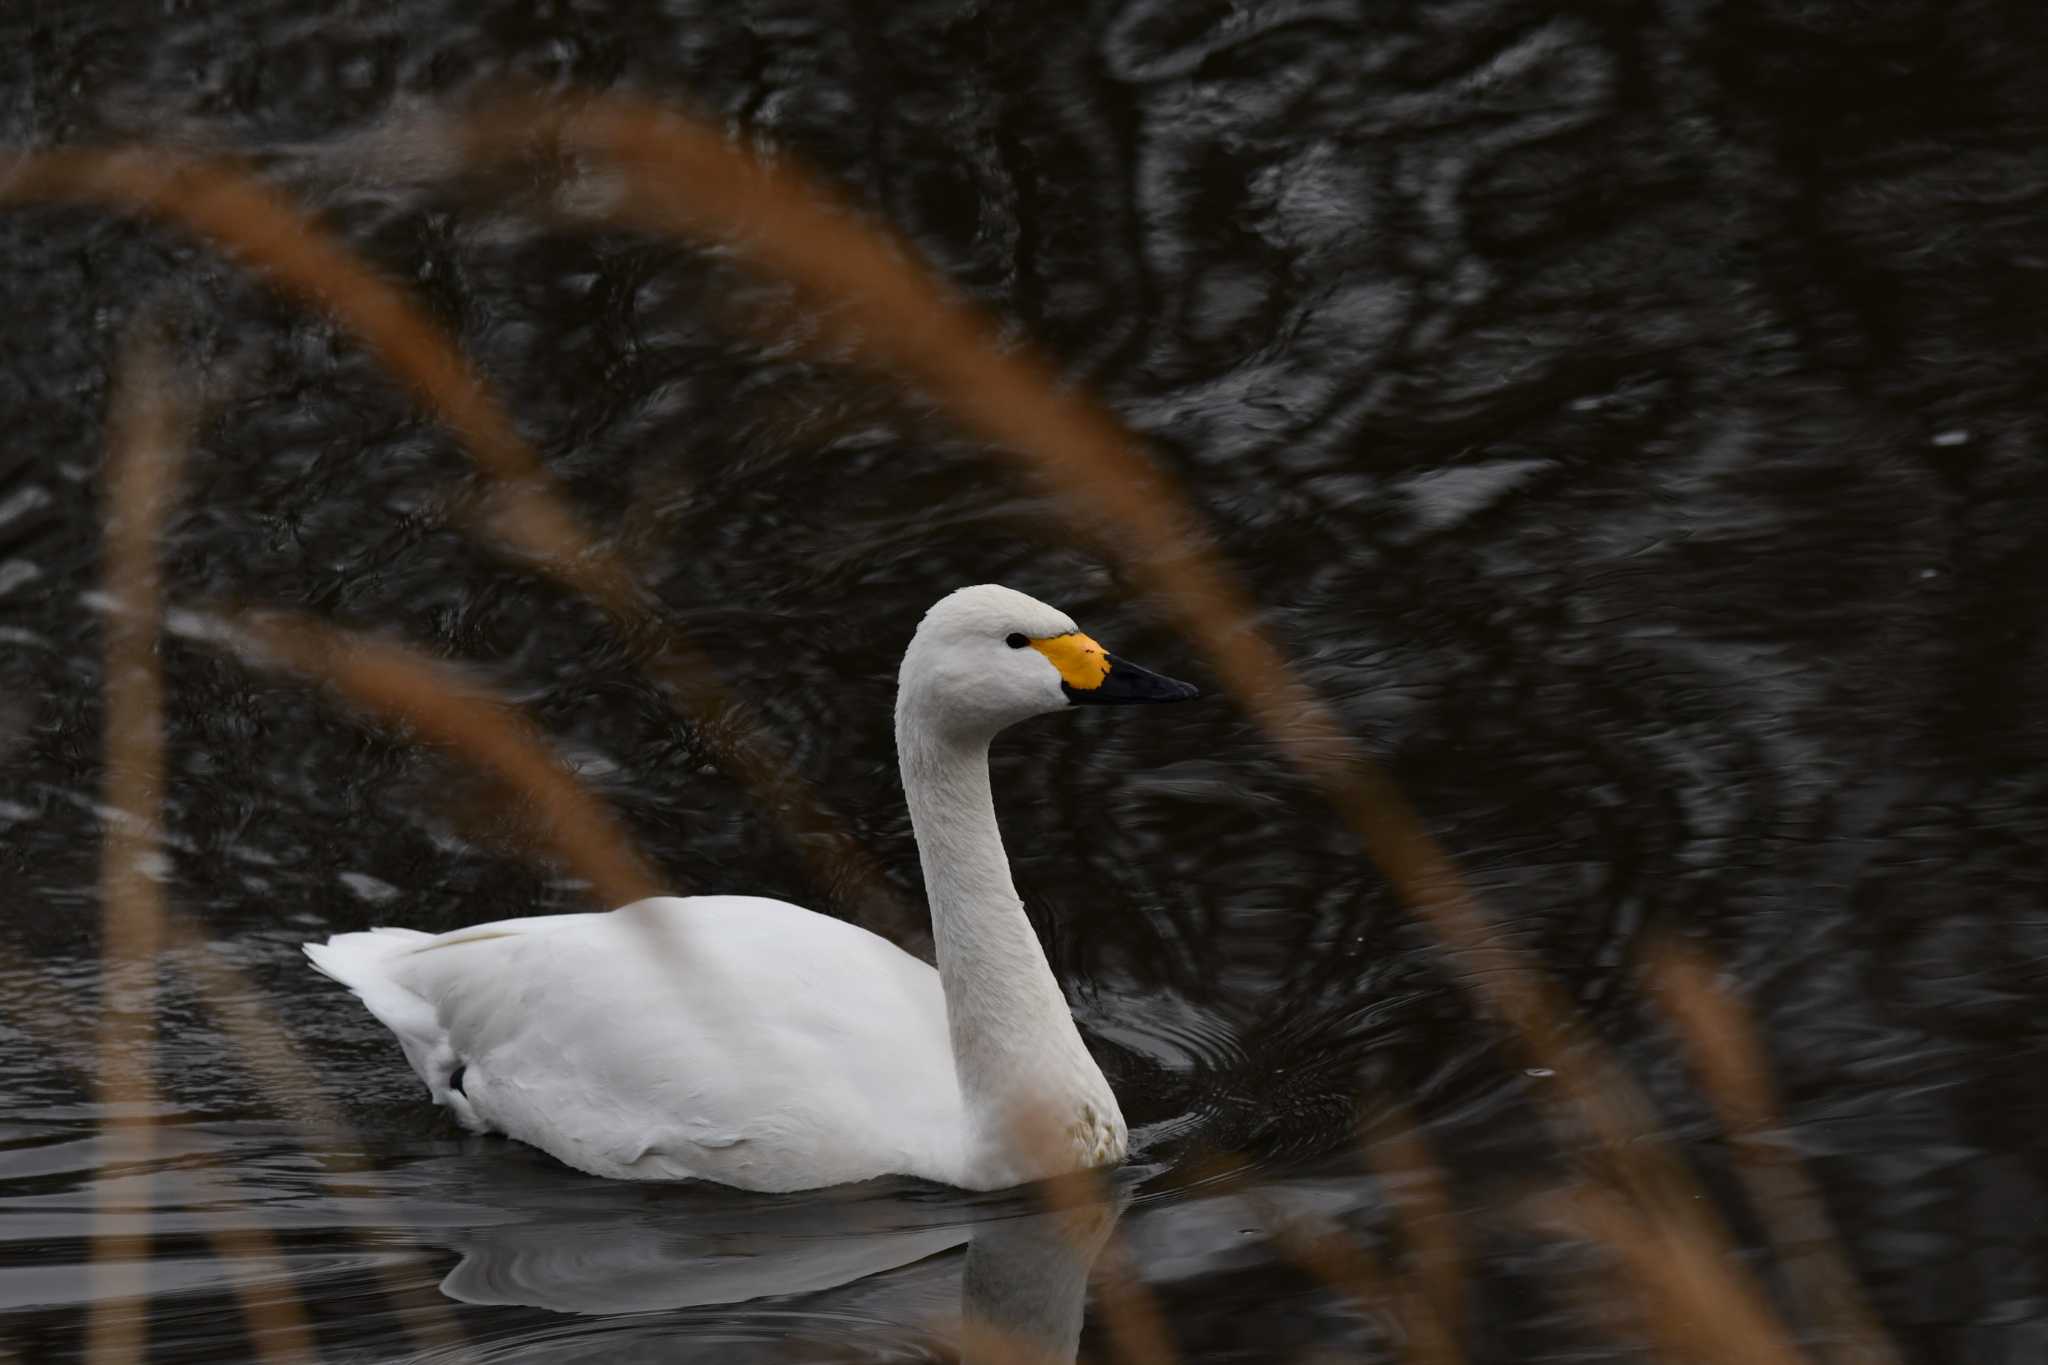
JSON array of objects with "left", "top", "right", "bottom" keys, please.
[{"left": 896, "top": 712, "right": 1121, "bottom": 1186}]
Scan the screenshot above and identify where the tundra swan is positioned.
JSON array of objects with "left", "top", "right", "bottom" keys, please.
[{"left": 305, "top": 584, "right": 1197, "bottom": 1192}]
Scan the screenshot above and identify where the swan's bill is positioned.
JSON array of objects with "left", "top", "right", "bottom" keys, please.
[{"left": 1030, "top": 633, "right": 1200, "bottom": 706}]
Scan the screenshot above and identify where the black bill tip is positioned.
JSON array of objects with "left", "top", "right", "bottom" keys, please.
[{"left": 1063, "top": 653, "right": 1201, "bottom": 706}]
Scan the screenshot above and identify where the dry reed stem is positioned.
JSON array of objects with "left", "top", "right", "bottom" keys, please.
[
  {"left": 1241, "top": 1189, "right": 1400, "bottom": 1326},
  {"left": 197, "top": 608, "right": 769, "bottom": 1086},
  {"left": 1536, "top": 1185, "right": 1809, "bottom": 1365},
  {"left": 458, "top": 89, "right": 1820, "bottom": 1356},
  {"left": 1181, "top": 1151, "right": 1426, "bottom": 1362},
  {"left": 1363, "top": 1113, "right": 1465, "bottom": 1365},
  {"left": 215, "top": 609, "right": 662, "bottom": 910},
  {"left": 0, "top": 146, "right": 913, "bottom": 941},
  {"left": 0, "top": 937, "right": 313, "bottom": 1364},
  {"left": 1022, "top": 1117, "right": 1177, "bottom": 1365},
  {"left": 86, "top": 332, "right": 185, "bottom": 1365},
  {"left": 539, "top": 93, "right": 1559, "bottom": 1039},
  {"left": 88, "top": 336, "right": 457, "bottom": 1361},
  {"left": 156, "top": 910, "right": 469, "bottom": 1354},
  {"left": 1147, "top": 1138, "right": 1421, "bottom": 1348},
  {"left": 468, "top": 91, "right": 1663, "bottom": 1130},
  {"left": 7, "top": 921, "right": 462, "bottom": 1359},
  {"left": 1238, "top": 1175, "right": 1458, "bottom": 1365},
  {"left": 1645, "top": 940, "right": 1900, "bottom": 1365},
  {"left": 156, "top": 1213, "right": 316, "bottom": 1363},
  {"left": 1087, "top": 1233, "right": 1179, "bottom": 1365}
]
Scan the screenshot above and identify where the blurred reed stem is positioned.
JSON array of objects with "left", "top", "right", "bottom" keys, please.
[
  {"left": 1646, "top": 939, "right": 1900, "bottom": 1365},
  {"left": 1181, "top": 1148, "right": 1444, "bottom": 1364},
  {"left": 158, "top": 909, "right": 471, "bottom": 1356},
  {"left": 1022, "top": 1112, "right": 1177, "bottom": 1365},
  {"left": 0, "top": 944, "right": 322, "bottom": 1365},
  {"left": 3, "top": 920, "right": 468, "bottom": 1362},
  {"left": 1536, "top": 1183, "right": 1809, "bottom": 1365},
  {"left": 86, "top": 332, "right": 186, "bottom": 1365},
  {"left": 91, "top": 337, "right": 464, "bottom": 1363},
  {"left": 1364, "top": 1112, "right": 1465, "bottom": 1365},
  {"left": 217, "top": 609, "right": 662, "bottom": 909}
]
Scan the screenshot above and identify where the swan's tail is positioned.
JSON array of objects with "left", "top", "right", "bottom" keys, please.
[
  {"left": 304, "top": 928, "right": 483, "bottom": 1130},
  {"left": 303, "top": 926, "right": 432, "bottom": 991}
]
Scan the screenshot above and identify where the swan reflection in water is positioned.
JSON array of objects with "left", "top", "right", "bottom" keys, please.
[
  {"left": 428, "top": 1154, "right": 1127, "bottom": 1363},
  {"left": 958, "top": 1195, "right": 1120, "bottom": 1365}
]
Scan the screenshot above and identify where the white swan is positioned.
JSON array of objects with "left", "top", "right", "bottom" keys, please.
[{"left": 304, "top": 584, "right": 1198, "bottom": 1192}]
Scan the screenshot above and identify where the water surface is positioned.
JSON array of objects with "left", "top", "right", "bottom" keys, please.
[{"left": 3, "top": 2, "right": 2046, "bottom": 1361}]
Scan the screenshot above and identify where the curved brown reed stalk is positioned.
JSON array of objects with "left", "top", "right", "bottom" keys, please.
[
  {"left": 1242, "top": 1188, "right": 1401, "bottom": 1325},
  {"left": 1178, "top": 1138, "right": 1453, "bottom": 1365},
  {"left": 0, "top": 942, "right": 321, "bottom": 1365},
  {"left": 1143, "top": 1146, "right": 1448, "bottom": 1364},
  {"left": 451, "top": 89, "right": 1838, "bottom": 1360},
  {"left": 88, "top": 332, "right": 186, "bottom": 1365},
  {"left": 475, "top": 89, "right": 1709, "bottom": 1169},
  {"left": 0, "top": 926, "right": 466, "bottom": 1360},
  {"left": 1017, "top": 1115, "right": 1176, "bottom": 1365},
  {"left": 1645, "top": 939, "right": 1900, "bottom": 1365},
  {"left": 462, "top": 91, "right": 1627, "bottom": 1099},
  {"left": 212, "top": 609, "right": 662, "bottom": 910},
  {"left": 1364, "top": 1111, "right": 1465, "bottom": 1365},
  {"left": 0, "top": 147, "right": 914, "bottom": 942},
  {"left": 1087, "top": 1235, "right": 1177, "bottom": 1365},
  {"left": 155, "top": 910, "right": 467, "bottom": 1354},
  {"left": 0, "top": 150, "right": 531, "bottom": 482},
  {"left": 1534, "top": 1184, "right": 1809, "bottom": 1365},
  {"left": 87, "top": 337, "right": 456, "bottom": 1362}
]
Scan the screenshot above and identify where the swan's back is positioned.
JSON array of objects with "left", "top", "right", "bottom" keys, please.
[{"left": 308, "top": 897, "right": 966, "bottom": 1191}]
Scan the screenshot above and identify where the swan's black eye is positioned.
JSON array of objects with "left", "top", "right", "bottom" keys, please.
[{"left": 1005, "top": 632, "right": 1029, "bottom": 649}]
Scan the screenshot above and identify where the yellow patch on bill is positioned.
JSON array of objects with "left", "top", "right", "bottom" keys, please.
[{"left": 1030, "top": 632, "right": 1111, "bottom": 690}]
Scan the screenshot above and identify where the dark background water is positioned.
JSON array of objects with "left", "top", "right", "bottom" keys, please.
[{"left": 3, "top": 1, "right": 2046, "bottom": 1361}]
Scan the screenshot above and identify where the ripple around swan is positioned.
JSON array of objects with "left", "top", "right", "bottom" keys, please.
[{"left": 0, "top": 1100, "right": 1411, "bottom": 1362}]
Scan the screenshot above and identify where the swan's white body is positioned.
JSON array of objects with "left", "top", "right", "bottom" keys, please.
[
  {"left": 306, "top": 584, "right": 1195, "bottom": 1192},
  {"left": 307, "top": 897, "right": 979, "bottom": 1187}
]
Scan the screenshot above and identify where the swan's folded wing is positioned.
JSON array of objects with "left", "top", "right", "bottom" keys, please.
[{"left": 377, "top": 896, "right": 967, "bottom": 1189}]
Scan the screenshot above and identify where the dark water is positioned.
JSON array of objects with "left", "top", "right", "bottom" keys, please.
[{"left": 3, "top": 1, "right": 2047, "bottom": 1361}]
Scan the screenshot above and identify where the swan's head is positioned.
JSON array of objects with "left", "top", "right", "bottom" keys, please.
[{"left": 897, "top": 584, "right": 1199, "bottom": 742}]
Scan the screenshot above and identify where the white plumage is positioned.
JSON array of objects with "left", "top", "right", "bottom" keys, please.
[{"left": 305, "top": 584, "right": 1198, "bottom": 1192}]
